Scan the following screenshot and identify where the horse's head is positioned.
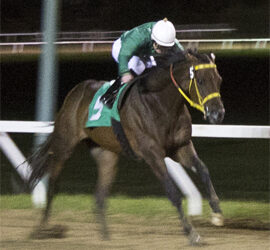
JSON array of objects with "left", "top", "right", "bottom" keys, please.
[{"left": 171, "top": 50, "right": 225, "bottom": 124}]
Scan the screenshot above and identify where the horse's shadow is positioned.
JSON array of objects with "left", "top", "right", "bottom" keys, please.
[
  {"left": 192, "top": 217, "right": 270, "bottom": 231},
  {"left": 29, "top": 224, "right": 68, "bottom": 239}
]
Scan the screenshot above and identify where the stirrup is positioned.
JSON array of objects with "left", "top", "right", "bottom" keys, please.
[
  {"left": 102, "top": 89, "right": 119, "bottom": 108},
  {"left": 103, "top": 95, "right": 115, "bottom": 109},
  {"left": 100, "top": 78, "right": 122, "bottom": 108}
]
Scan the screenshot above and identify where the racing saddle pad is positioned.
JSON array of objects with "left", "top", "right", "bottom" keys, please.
[{"left": 85, "top": 80, "right": 127, "bottom": 128}]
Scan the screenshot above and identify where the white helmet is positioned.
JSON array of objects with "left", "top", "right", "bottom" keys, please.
[{"left": 151, "top": 18, "right": 176, "bottom": 47}]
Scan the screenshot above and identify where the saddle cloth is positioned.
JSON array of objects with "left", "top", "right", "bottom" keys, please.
[{"left": 85, "top": 81, "right": 127, "bottom": 128}]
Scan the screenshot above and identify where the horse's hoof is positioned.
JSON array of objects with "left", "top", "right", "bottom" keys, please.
[
  {"left": 211, "top": 212, "right": 224, "bottom": 226},
  {"left": 188, "top": 229, "right": 202, "bottom": 246},
  {"left": 101, "top": 231, "right": 110, "bottom": 241}
]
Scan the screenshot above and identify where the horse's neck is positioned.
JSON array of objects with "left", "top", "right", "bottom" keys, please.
[
  {"left": 146, "top": 60, "right": 189, "bottom": 88},
  {"left": 143, "top": 65, "right": 189, "bottom": 112}
]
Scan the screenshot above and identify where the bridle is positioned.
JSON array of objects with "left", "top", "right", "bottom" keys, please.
[{"left": 170, "top": 63, "right": 221, "bottom": 114}]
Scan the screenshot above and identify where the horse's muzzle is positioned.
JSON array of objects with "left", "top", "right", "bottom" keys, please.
[{"left": 206, "top": 107, "right": 225, "bottom": 124}]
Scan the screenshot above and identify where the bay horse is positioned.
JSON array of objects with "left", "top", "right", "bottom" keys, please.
[{"left": 29, "top": 50, "right": 225, "bottom": 245}]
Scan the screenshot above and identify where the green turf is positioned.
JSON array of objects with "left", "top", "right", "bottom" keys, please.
[{"left": 0, "top": 194, "right": 269, "bottom": 223}]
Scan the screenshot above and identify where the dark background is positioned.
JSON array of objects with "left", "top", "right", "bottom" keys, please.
[
  {"left": 1, "top": 0, "right": 269, "bottom": 37},
  {"left": 1, "top": 56, "right": 269, "bottom": 125}
]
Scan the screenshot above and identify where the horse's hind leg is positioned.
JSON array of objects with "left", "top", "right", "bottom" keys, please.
[
  {"left": 42, "top": 161, "right": 66, "bottom": 225},
  {"left": 41, "top": 136, "right": 79, "bottom": 226},
  {"left": 90, "top": 147, "right": 118, "bottom": 239},
  {"left": 30, "top": 136, "right": 79, "bottom": 239},
  {"left": 175, "top": 141, "right": 224, "bottom": 226}
]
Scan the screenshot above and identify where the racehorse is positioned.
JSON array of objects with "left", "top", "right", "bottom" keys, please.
[{"left": 29, "top": 50, "right": 225, "bottom": 245}]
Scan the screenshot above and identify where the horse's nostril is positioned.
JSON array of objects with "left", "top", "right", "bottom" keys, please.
[
  {"left": 212, "top": 111, "right": 219, "bottom": 119},
  {"left": 207, "top": 108, "right": 224, "bottom": 124}
]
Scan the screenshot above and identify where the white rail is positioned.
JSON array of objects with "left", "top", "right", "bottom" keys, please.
[
  {"left": 0, "top": 40, "right": 114, "bottom": 46},
  {"left": 0, "top": 121, "right": 269, "bottom": 138},
  {"left": 1, "top": 38, "right": 269, "bottom": 47},
  {"left": 1, "top": 38, "right": 269, "bottom": 54},
  {"left": 192, "top": 124, "right": 270, "bottom": 139},
  {"left": 0, "top": 121, "right": 54, "bottom": 133}
]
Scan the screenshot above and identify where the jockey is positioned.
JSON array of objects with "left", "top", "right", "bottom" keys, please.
[{"left": 100, "top": 18, "right": 184, "bottom": 108}]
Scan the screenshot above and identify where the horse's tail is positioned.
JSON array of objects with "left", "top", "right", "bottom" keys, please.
[{"left": 28, "top": 134, "right": 54, "bottom": 188}]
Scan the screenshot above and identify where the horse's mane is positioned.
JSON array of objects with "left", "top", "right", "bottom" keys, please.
[
  {"left": 135, "top": 49, "right": 212, "bottom": 92},
  {"left": 148, "top": 49, "right": 211, "bottom": 72},
  {"left": 153, "top": 50, "right": 186, "bottom": 69},
  {"left": 186, "top": 49, "right": 211, "bottom": 63}
]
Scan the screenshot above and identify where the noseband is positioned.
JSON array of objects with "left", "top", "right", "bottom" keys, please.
[{"left": 170, "top": 63, "right": 221, "bottom": 114}]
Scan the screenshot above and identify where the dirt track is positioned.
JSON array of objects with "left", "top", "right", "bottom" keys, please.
[{"left": 1, "top": 209, "right": 269, "bottom": 250}]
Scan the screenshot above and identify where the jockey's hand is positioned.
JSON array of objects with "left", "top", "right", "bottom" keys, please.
[{"left": 121, "top": 73, "right": 134, "bottom": 83}]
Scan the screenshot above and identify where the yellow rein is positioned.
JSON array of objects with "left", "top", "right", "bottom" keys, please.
[{"left": 170, "top": 63, "right": 221, "bottom": 114}]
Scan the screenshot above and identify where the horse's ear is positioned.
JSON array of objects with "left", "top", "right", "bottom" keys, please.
[{"left": 210, "top": 53, "right": 216, "bottom": 63}]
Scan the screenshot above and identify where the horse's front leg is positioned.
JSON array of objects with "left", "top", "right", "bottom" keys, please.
[
  {"left": 163, "top": 175, "right": 201, "bottom": 245},
  {"left": 139, "top": 142, "right": 202, "bottom": 245},
  {"left": 175, "top": 141, "right": 224, "bottom": 226}
]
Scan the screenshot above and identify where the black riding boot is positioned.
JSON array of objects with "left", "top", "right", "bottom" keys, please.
[{"left": 100, "top": 77, "right": 122, "bottom": 108}]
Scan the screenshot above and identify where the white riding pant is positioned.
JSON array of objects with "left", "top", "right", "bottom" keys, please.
[{"left": 112, "top": 38, "right": 156, "bottom": 75}]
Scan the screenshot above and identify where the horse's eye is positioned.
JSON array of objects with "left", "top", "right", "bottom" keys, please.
[{"left": 198, "top": 79, "right": 203, "bottom": 85}]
